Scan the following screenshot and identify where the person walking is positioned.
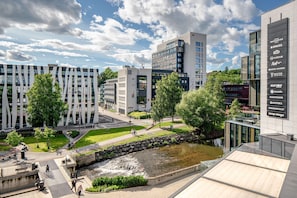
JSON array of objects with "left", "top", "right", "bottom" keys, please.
[
  {"left": 71, "top": 179, "right": 77, "bottom": 192},
  {"left": 77, "top": 184, "right": 82, "bottom": 197},
  {"left": 45, "top": 164, "right": 49, "bottom": 172}
]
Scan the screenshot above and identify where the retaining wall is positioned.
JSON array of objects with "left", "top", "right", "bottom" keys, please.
[{"left": 76, "top": 132, "right": 201, "bottom": 168}]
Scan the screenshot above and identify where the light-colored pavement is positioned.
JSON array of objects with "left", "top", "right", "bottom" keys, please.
[{"left": 1, "top": 109, "right": 189, "bottom": 198}]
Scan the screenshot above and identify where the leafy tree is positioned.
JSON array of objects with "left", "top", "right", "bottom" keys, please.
[
  {"left": 98, "top": 67, "right": 118, "bottom": 86},
  {"left": 151, "top": 72, "right": 183, "bottom": 122},
  {"left": 43, "top": 127, "right": 55, "bottom": 149},
  {"left": 5, "top": 131, "right": 24, "bottom": 146},
  {"left": 27, "top": 74, "right": 67, "bottom": 127},
  {"left": 176, "top": 88, "right": 225, "bottom": 135},
  {"left": 228, "top": 99, "right": 241, "bottom": 119},
  {"left": 34, "top": 128, "right": 43, "bottom": 148}
]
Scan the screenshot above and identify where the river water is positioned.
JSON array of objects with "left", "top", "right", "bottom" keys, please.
[{"left": 79, "top": 143, "right": 223, "bottom": 180}]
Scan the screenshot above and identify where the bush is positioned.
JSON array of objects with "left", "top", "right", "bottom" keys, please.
[
  {"left": 69, "top": 130, "right": 80, "bottom": 138},
  {"left": 92, "top": 175, "right": 148, "bottom": 191}
]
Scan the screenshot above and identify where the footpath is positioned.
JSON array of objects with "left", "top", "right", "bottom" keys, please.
[{"left": 1, "top": 110, "right": 192, "bottom": 198}]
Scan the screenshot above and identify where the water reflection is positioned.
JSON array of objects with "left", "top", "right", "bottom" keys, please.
[{"left": 79, "top": 143, "right": 223, "bottom": 179}]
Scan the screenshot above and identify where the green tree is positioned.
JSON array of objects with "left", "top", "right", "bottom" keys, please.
[
  {"left": 176, "top": 88, "right": 225, "bottom": 135},
  {"left": 228, "top": 99, "right": 241, "bottom": 119},
  {"left": 27, "top": 74, "right": 67, "bottom": 127},
  {"left": 34, "top": 128, "right": 43, "bottom": 148},
  {"left": 98, "top": 67, "right": 118, "bottom": 86},
  {"left": 5, "top": 131, "right": 24, "bottom": 146},
  {"left": 43, "top": 127, "right": 55, "bottom": 149},
  {"left": 151, "top": 72, "right": 183, "bottom": 122}
]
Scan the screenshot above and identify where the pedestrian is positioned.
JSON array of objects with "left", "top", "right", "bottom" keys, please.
[
  {"left": 46, "top": 164, "right": 49, "bottom": 172},
  {"left": 71, "top": 179, "right": 77, "bottom": 192},
  {"left": 77, "top": 184, "right": 82, "bottom": 197}
]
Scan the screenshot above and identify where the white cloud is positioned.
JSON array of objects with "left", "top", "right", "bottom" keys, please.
[
  {"left": 0, "top": 49, "right": 5, "bottom": 59},
  {"left": 223, "top": 0, "right": 258, "bottom": 22},
  {"left": 6, "top": 50, "right": 35, "bottom": 62},
  {"left": 110, "top": 49, "right": 151, "bottom": 66},
  {"left": 93, "top": 15, "right": 103, "bottom": 23},
  {"left": 0, "top": 0, "right": 82, "bottom": 35},
  {"left": 113, "top": 0, "right": 260, "bottom": 65}
]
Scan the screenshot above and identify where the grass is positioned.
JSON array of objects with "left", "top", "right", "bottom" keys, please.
[
  {"left": 23, "top": 134, "right": 69, "bottom": 152},
  {"left": 0, "top": 140, "right": 12, "bottom": 151},
  {"left": 74, "top": 125, "right": 146, "bottom": 148},
  {"left": 151, "top": 120, "right": 184, "bottom": 129},
  {"left": 80, "top": 124, "right": 193, "bottom": 153}
]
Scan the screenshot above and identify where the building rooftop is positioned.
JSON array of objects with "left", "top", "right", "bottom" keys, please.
[{"left": 172, "top": 134, "right": 297, "bottom": 198}]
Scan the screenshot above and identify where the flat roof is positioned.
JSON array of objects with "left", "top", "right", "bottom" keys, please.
[{"left": 173, "top": 150, "right": 290, "bottom": 198}]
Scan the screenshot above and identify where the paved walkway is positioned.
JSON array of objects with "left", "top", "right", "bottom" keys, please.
[{"left": 1, "top": 110, "right": 189, "bottom": 198}]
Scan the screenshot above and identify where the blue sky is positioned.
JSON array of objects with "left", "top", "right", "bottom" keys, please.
[{"left": 0, "top": 0, "right": 290, "bottom": 72}]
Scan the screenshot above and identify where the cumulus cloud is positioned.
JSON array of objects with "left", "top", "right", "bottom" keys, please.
[
  {"left": 0, "top": 50, "right": 5, "bottom": 59},
  {"left": 113, "top": 0, "right": 260, "bottom": 65},
  {"left": 0, "top": 0, "right": 82, "bottom": 35},
  {"left": 6, "top": 50, "right": 35, "bottom": 62},
  {"left": 110, "top": 49, "right": 151, "bottom": 66}
]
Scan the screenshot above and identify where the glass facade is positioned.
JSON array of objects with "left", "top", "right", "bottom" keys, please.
[{"left": 241, "top": 30, "right": 261, "bottom": 107}]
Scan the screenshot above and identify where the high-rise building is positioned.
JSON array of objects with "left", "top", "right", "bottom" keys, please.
[
  {"left": 241, "top": 30, "right": 261, "bottom": 109},
  {"left": 152, "top": 32, "right": 206, "bottom": 91},
  {"left": 0, "top": 64, "right": 99, "bottom": 130}
]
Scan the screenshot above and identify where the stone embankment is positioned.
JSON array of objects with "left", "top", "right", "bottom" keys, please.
[{"left": 76, "top": 132, "right": 201, "bottom": 168}]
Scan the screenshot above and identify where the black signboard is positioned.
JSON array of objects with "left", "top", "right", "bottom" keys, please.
[{"left": 267, "top": 18, "right": 288, "bottom": 118}]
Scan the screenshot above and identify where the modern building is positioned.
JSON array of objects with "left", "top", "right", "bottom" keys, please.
[
  {"left": 224, "top": 116, "right": 260, "bottom": 151},
  {"left": 117, "top": 66, "right": 152, "bottom": 115},
  {"left": 261, "top": 0, "right": 297, "bottom": 137},
  {"left": 0, "top": 64, "right": 99, "bottom": 130},
  {"left": 103, "top": 78, "right": 117, "bottom": 111},
  {"left": 152, "top": 32, "right": 206, "bottom": 91},
  {"left": 174, "top": 2, "right": 297, "bottom": 197},
  {"left": 223, "top": 84, "right": 249, "bottom": 107},
  {"left": 241, "top": 30, "right": 261, "bottom": 109}
]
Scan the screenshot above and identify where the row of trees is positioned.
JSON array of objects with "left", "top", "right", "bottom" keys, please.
[{"left": 151, "top": 69, "right": 242, "bottom": 136}]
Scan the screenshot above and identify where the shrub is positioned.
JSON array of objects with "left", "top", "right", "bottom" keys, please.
[
  {"left": 92, "top": 175, "right": 148, "bottom": 191},
  {"left": 69, "top": 130, "right": 80, "bottom": 138}
]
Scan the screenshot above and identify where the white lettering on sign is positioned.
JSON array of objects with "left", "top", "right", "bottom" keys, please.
[
  {"left": 268, "top": 67, "right": 285, "bottom": 71},
  {"left": 270, "top": 55, "right": 283, "bottom": 61},
  {"left": 270, "top": 37, "right": 284, "bottom": 44},
  {"left": 271, "top": 61, "right": 282, "bottom": 66},
  {"left": 270, "top": 101, "right": 283, "bottom": 105},
  {"left": 268, "top": 106, "right": 284, "bottom": 111},
  {"left": 270, "top": 43, "right": 283, "bottom": 49},
  {"left": 270, "top": 84, "right": 283, "bottom": 88},
  {"left": 270, "top": 89, "right": 283, "bottom": 94},
  {"left": 270, "top": 72, "right": 283, "bottom": 78},
  {"left": 268, "top": 112, "right": 285, "bottom": 117},
  {"left": 269, "top": 95, "right": 284, "bottom": 99},
  {"left": 273, "top": 50, "right": 280, "bottom": 55}
]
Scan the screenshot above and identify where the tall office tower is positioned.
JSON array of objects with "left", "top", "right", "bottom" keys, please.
[
  {"left": 0, "top": 64, "right": 99, "bottom": 130},
  {"left": 152, "top": 32, "right": 206, "bottom": 92},
  {"left": 241, "top": 30, "right": 261, "bottom": 109}
]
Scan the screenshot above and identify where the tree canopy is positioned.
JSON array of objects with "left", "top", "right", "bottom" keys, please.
[
  {"left": 151, "top": 72, "right": 183, "bottom": 122},
  {"left": 176, "top": 88, "right": 225, "bottom": 135},
  {"left": 98, "top": 67, "right": 118, "bottom": 86},
  {"left": 228, "top": 98, "right": 241, "bottom": 119},
  {"left": 27, "top": 74, "right": 67, "bottom": 127},
  {"left": 5, "top": 131, "right": 24, "bottom": 146}
]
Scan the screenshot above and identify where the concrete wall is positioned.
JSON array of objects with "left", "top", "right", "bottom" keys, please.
[
  {"left": 147, "top": 164, "right": 201, "bottom": 186},
  {"left": 0, "top": 168, "right": 38, "bottom": 194}
]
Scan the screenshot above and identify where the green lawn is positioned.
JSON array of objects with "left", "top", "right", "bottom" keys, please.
[
  {"left": 79, "top": 124, "right": 194, "bottom": 154},
  {"left": 0, "top": 140, "right": 12, "bottom": 151},
  {"left": 23, "top": 134, "right": 69, "bottom": 152},
  {"left": 74, "top": 125, "right": 146, "bottom": 148}
]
